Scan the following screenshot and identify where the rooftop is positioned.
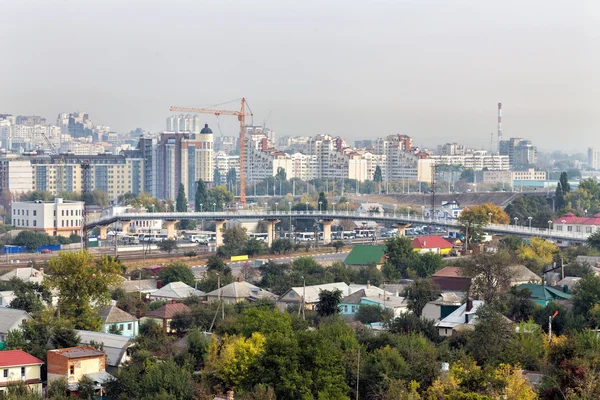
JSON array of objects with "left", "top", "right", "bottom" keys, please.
[
  {"left": 76, "top": 330, "right": 134, "bottom": 367},
  {"left": 150, "top": 281, "right": 205, "bottom": 300},
  {"left": 144, "top": 303, "right": 191, "bottom": 320},
  {"left": 205, "top": 280, "right": 276, "bottom": 300},
  {"left": 343, "top": 245, "right": 386, "bottom": 266},
  {"left": 285, "top": 282, "right": 350, "bottom": 304},
  {"left": 0, "top": 350, "right": 44, "bottom": 368},
  {"left": 98, "top": 305, "right": 137, "bottom": 324},
  {"left": 412, "top": 236, "right": 453, "bottom": 249},
  {"left": 436, "top": 300, "right": 484, "bottom": 329},
  {"left": 517, "top": 284, "right": 573, "bottom": 302},
  {"left": 0, "top": 267, "right": 45, "bottom": 283},
  {"left": 49, "top": 346, "right": 105, "bottom": 359},
  {"left": 432, "top": 267, "right": 463, "bottom": 278}
]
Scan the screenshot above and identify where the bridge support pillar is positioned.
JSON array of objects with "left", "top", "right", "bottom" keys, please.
[
  {"left": 164, "top": 220, "right": 178, "bottom": 240},
  {"left": 396, "top": 223, "right": 411, "bottom": 237},
  {"left": 214, "top": 220, "right": 227, "bottom": 247},
  {"left": 99, "top": 226, "right": 108, "bottom": 240},
  {"left": 121, "top": 221, "right": 131, "bottom": 236},
  {"left": 263, "top": 219, "right": 280, "bottom": 248},
  {"left": 321, "top": 219, "right": 334, "bottom": 244}
]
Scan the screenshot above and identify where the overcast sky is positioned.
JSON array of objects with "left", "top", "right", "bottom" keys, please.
[{"left": 1, "top": 0, "right": 598, "bottom": 152}]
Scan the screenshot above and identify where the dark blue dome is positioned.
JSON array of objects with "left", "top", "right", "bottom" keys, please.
[{"left": 200, "top": 123, "right": 213, "bottom": 134}]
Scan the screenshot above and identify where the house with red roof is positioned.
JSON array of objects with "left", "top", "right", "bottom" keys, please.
[
  {"left": 553, "top": 212, "right": 600, "bottom": 235},
  {"left": 140, "top": 303, "right": 191, "bottom": 333},
  {"left": 0, "top": 350, "right": 44, "bottom": 395},
  {"left": 412, "top": 236, "right": 454, "bottom": 255}
]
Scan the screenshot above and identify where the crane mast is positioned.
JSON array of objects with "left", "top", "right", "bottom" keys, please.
[{"left": 170, "top": 98, "right": 252, "bottom": 205}]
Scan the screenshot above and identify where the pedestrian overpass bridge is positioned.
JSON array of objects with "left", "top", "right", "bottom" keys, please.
[{"left": 86, "top": 210, "right": 590, "bottom": 247}]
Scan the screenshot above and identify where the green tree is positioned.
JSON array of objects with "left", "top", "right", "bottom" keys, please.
[
  {"left": 206, "top": 186, "right": 234, "bottom": 211},
  {"left": 556, "top": 171, "right": 571, "bottom": 209},
  {"left": 194, "top": 180, "right": 208, "bottom": 212},
  {"left": 226, "top": 167, "right": 237, "bottom": 193},
  {"left": 275, "top": 167, "right": 287, "bottom": 182},
  {"left": 158, "top": 262, "right": 195, "bottom": 287},
  {"left": 460, "top": 250, "right": 513, "bottom": 304},
  {"left": 404, "top": 278, "right": 440, "bottom": 317},
  {"left": 77, "top": 376, "right": 96, "bottom": 400},
  {"left": 460, "top": 169, "right": 475, "bottom": 183},
  {"left": 245, "top": 237, "right": 265, "bottom": 256},
  {"left": 503, "top": 287, "right": 537, "bottom": 322},
  {"left": 317, "top": 191, "right": 328, "bottom": 212},
  {"left": 176, "top": 183, "right": 187, "bottom": 212},
  {"left": 389, "top": 313, "right": 438, "bottom": 342},
  {"left": 8, "top": 279, "right": 51, "bottom": 313},
  {"left": 414, "top": 252, "right": 443, "bottom": 277},
  {"left": 270, "top": 238, "right": 293, "bottom": 254},
  {"left": 468, "top": 304, "right": 515, "bottom": 366},
  {"left": 373, "top": 166, "right": 383, "bottom": 183},
  {"left": 572, "top": 274, "right": 600, "bottom": 323},
  {"left": 214, "top": 168, "right": 222, "bottom": 186},
  {"left": 588, "top": 230, "right": 600, "bottom": 251},
  {"left": 316, "top": 289, "right": 342, "bottom": 317},
  {"left": 46, "top": 251, "right": 123, "bottom": 330},
  {"left": 355, "top": 304, "right": 392, "bottom": 324},
  {"left": 332, "top": 240, "right": 345, "bottom": 253},
  {"left": 11, "top": 231, "right": 57, "bottom": 251},
  {"left": 383, "top": 236, "right": 419, "bottom": 280},
  {"left": 157, "top": 239, "right": 177, "bottom": 253}
]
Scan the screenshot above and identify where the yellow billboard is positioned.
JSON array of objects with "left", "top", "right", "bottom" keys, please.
[{"left": 230, "top": 255, "right": 249, "bottom": 262}]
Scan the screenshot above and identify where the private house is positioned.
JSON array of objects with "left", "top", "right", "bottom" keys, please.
[
  {"left": 98, "top": 306, "right": 139, "bottom": 338},
  {"left": 412, "top": 236, "right": 454, "bottom": 255},
  {"left": 432, "top": 267, "right": 471, "bottom": 293},
  {"left": 0, "top": 267, "right": 45, "bottom": 284},
  {"left": 359, "top": 295, "right": 409, "bottom": 318},
  {"left": 436, "top": 299, "right": 484, "bottom": 337},
  {"left": 343, "top": 245, "right": 387, "bottom": 269},
  {"left": 422, "top": 292, "right": 463, "bottom": 322},
  {"left": 141, "top": 303, "right": 191, "bottom": 334},
  {"left": 77, "top": 330, "right": 134, "bottom": 373},
  {"left": 149, "top": 281, "right": 205, "bottom": 301},
  {"left": 356, "top": 203, "right": 384, "bottom": 214},
  {"left": 508, "top": 265, "right": 542, "bottom": 286},
  {"left": 47, "top": 346, "right": 111, "bottom": 394},
  {"left": 277, "top": 282, "right": 350, "bottom": 311},
  {"left": 516, "top": 284, "right": 573, "bottom": 306},
  {"left": 339, "top": 284, "right": 395, "bottom": 316},
  {"left": 0, "top": 350, "right": 44, "bottom": 395},
  {"left": 0, "top": 308, "right": 32, "bottom": 349},
  {"left": 552, "top": 212, "right": 600, "bottom": 235},
  {"left": 117, "top": 279, "right": 158, "bottom": 296},
  {"left": 205, "top": 280, "right": 277, "bottom": 304}
]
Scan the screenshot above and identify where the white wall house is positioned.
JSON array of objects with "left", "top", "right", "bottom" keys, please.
[{"left": 11, "top": 198, "right": 84, "bottom": 237}]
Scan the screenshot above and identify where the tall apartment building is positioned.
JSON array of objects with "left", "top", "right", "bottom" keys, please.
[
  {"left": 157, "top": 125, "right": 214, "bottom": 202},
  {"left": 588, "top": 148, "right": 600, "bottom": 170},
  {"left": 166, "top": 114, "right": 202, "bottom": 134},
  {"left": 499, "top": 138, "right": 537, "bottom": 166},
  {"left": 214, "top": 151, "right": 240, "bottom": 185},
  {"left": 0, "top": 156, "right": 34, "bottom": 194},
  {"left": 437, "top": 143, "right": 467, "bottom": 156},
  {"left": 28, "top": 153, "right": 144, "bottom": 201},
  {"left": 429, "top": 151, "right": 510, "bottom": 171}
]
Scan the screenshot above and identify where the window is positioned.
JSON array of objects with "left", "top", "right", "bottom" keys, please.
[
  {"left": 127, "top": 323, "right": 132, "bottom": 331},
  {"left": 20, "top": 367, "right": 25, "bottom": 377},
  {"left": 33, "top": 221, "right": 36, "bottom": 227},
  {"left": 344, "top": 305, "right": 348, "bottom": 312},
  {"left": 33, "top": 210, "right": 36, "bottom": 216},
  {"left": 3, "top": 369, "right": 7, "bottom": 378},
  {"left": 70, "top": 365, "right": 74, "bottom": 375},
  {"left": 61, "top": 210, "right": 64, "bottom": 216},
  {"left": 567, "top": 226, "right": 573, "bottom": 232}
]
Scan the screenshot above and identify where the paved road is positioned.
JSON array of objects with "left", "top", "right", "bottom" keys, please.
[{"left": 191, "top": 250, "right": 351, "bottom": 278}]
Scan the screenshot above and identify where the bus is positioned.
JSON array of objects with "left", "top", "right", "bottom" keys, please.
[
  {"left": 248, "top": 232, "right": 269, "bottom": 243},
  {"left": 189, "top": 232, "right": 216, "bottom": 244},
  {"left": 296, "top": 232, "right": 315, "bottom": 241}
]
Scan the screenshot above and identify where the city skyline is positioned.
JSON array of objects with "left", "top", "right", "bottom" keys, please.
[{"left": 1, "top": 0, "right": 598, "bottom": 152}]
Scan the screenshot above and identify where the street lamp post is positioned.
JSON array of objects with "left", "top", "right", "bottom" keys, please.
[
  {"left": 488, "top": 212, "right": 493, "bottom": 224},
  {"left": 346, "top": 203, "right": 349, "bottom": 213},
  {"left": 275, "top": 202, "right": 278, "bottom": 213},
  {"left": 548, "top": 220, "right": 552, "bottom": 233},
  {"left": 289, "top": 202, "right": 292, "bottom": 240},
  {"left": 393, "top": 204, "right": 397, "bottom": 217},
  {"left": 562, "top": 220, "right": 566, "bottom": 232},
  {"left": 306, "top": 202, "right": 309, "bottom": 212},
  {"left": 332, "top": 202, "right": 336, "bottom": 213},
  {"left": 421, "top": 206, "right": 425, "bottom": 221},
  {"left": 514, "top": 217, "right": 519, "bottom": 227},
  {"left": 213, "top": 203, "right": 216, "bottom": 212},
  {"left": 528, "top": 216, "right": 533, "bottom": 230},
  {"left": 199, "top": 203, "right": 203, "bottom": 213},
  {"left": 407, "top": 206, "right": 411, "bottom": 218},
  {"left": 319, "top": 201, "right": 322, "bottom": 213}
]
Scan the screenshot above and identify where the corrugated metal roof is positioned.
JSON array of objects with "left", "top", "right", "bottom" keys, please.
[{"left": 150, "top": 282, "right": 205, "bottom": 299}]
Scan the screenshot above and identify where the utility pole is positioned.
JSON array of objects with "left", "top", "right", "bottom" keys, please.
[{"left": 356, "top": 348, "right": 360, "bottom": 400}]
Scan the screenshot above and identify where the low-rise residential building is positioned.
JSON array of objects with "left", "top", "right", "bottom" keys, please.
[
  {"left": 516, "top": 284, "right": 572, "bottom": 306},
  {"left": 343, "top": 245, "right": 387, "bottom": 269},
  {"left": 412, "top": 236, "right": 454, "bottom": 255},
  {"left": 47, "top": 346, "right": 110, "bottom": 393},
  {"left": 141, "top": 303, "right": 191, "bottom": 334},
  {"left": 76, "top": 330, "right": 134, "bottom": 373},
  {"left": 0, "top": 308, "right": 32, "bottom": 348},
  {"left": 0, "top": 267, "right": 45, "bottom": 284},
  {"left": 436, "top": 299, "right": 483, "bottom": 337},
  {"left": 98, "top": 306, "right": 139, "bottom": 338},
  {"left": 422, "top": 293, "right": 463, "bottom": 322},
  {"left": 149, "top": 282, "right": 205, "bottom": 301},
  {"left": 360, "top": 295, "right": 409, "bottom": 317},
  {"left": 205, "top": 280, "right": 277, "bottom": 304},
  {"left": 277, "top": 282, "right": 350, "bottom": 311},
  {"left": 339, "top": 285, "right": 394, "bottom": 316},
  {"left": 0, "top": 350, "right": 44, "bottom": 394},
  {"left": 11, "top": 198, "right": 84, "bottom": 237},
  {"left": 116, "top": 279, "right": 158, "bottom": 296},
  {"left": 431, "top": 267, "right": 470, "bottom": 293}
]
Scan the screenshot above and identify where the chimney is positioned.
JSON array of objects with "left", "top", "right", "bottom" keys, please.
[
  {"left": 466, "top": 298, "right": 473, "bottom": 312},
  {"left": 226, "top": 390, "right": 234, "bottom": 400}
]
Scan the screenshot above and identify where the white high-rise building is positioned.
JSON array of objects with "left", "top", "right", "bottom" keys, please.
[{"left": 588, "top": 148, "right": 600, "bottom": 170}]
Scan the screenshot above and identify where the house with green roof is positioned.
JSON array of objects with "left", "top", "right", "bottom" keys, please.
[
  {"left": 516, "top": 284, "right": 572, "bottom": 306},
  {"left": 343, "top": 245, "right": 387, "bottom": 269}
]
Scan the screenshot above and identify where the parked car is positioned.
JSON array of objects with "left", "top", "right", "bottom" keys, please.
[{"left": 41, "top": 249, "right": 52, "bottom": 254}]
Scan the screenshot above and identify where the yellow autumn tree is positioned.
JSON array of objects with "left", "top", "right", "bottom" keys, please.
[
  {"left": 518, "top": 237, "right": 558, "bottom": 273},
  {"left": 204, "top": 332, "right": 266, "bottom": 388},
  {"left": 465, "top": 203, "right": 511, "bottom": 225}
]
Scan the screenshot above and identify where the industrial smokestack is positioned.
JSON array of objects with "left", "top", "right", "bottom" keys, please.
[{"left": 497, "top": 102, "right": 502, "bottom": 152}]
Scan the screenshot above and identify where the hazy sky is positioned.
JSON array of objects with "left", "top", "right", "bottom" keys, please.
[{"left": 1, "top": 0, "right": 598, "bottom": 152}]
